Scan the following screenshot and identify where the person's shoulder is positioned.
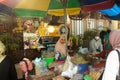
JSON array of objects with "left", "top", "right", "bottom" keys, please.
[
  {"left": 110, "top": 49, "right": 120, "bottom": 53},
  {"left": 108, "top": 49, "right": 118, "bottom": 57},
  {"left": 98, "top": 38, "right": 102, "bottom": 41},
  {"left": 5, "top": 56, "right": 14, "bottom": 63},
  {"left": 5, "top": 55, "right": 11, "bottom": 59},
  {"left": 90, "top": 38, "right": 95, "bottom": 42}
]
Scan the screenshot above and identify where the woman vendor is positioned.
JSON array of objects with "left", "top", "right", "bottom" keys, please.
[{"left": 54, "top": 34, "right": 67, "bottom": 61}]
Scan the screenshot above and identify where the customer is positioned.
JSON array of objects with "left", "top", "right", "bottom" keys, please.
[
  {"left": 89, "top": 32, "right": 103, "bottom": 53},
  {"left": 100, "top": 30, "right": 107, "bottom": 46},
  {"left": 54, "top": 34, "right": 67, "bottom": 61},
  {"left": 0, "top": 41, "right": 17, "bottom": 80},
  {"left": 103, "top": 29, "right": 112, "bottom": 51},
  {"left": 102, "top": 30, "right": 120, "bottom": 80},
  {"left": 96, "top": 29, "right": 113, "bottom": 59}
]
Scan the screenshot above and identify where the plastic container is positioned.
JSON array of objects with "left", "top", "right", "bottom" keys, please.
[
  {"left": 78, "top": 64, "right": 89, "bottom": 74},
  {"left": 45, "top": 57, "right": 55, "bottom": 67},
  {"left": 84, "top": 74, "right": 92, "bottom": 80}
]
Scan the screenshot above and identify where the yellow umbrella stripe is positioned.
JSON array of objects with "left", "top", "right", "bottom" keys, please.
[
  {"left": 48, "top": 8, "right": 81, "bottom": 16},
  {"left": 15, "top": 0, "right": 50, "bottom": 11}
]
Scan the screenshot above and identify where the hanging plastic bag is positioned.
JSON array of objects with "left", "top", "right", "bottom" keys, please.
[{"left": 61, "top": 55, "right": 78, "bottom": 78}]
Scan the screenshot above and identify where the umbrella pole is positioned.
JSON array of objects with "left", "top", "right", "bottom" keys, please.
[
  {"left": 64, "top": 4, "right": 67, "bottom": 28},
  {"left": 63, "top": 1, "right": 69, "bottom": 56}
]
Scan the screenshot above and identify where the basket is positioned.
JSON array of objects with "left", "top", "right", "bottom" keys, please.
[{"left": 89, "top": 71, "right": 102, "bottom": 80}]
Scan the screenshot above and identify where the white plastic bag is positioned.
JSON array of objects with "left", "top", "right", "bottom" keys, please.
[
  {"left": 78, "top": 46, "right": 89, "bottom": 54},
  {"left": 61, "top": 55, "right": 78, "bottom": 78}
]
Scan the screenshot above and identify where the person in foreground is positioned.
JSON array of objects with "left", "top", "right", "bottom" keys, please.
[
  {"left": 102, "top": 30, "right": 120, "bottom": 80},
  {"left": 0, "top": 41, "right": 17, "bottom": 80}
]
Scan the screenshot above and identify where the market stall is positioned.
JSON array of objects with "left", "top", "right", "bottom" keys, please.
[{"left": 2, "top": 0, "right": 120, "bottom": 80}]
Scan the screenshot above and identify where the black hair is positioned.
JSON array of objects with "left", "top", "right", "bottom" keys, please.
[{"left": 107, "top": 29, "right": 111, "bottom": 34}]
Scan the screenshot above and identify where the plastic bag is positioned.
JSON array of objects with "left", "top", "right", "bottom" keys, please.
[
  {"left": 33, "top": 58, "right": 48, "bottom": 75},
  {"left": 20, "top": 58, "right": 35, "bottom": 79},
  {"left": 78, "top": 46, "right": 89, "bottom": 54},
  {"left": 33, "top": 58, "right": 41, "bottom": 75},
  {"left": 61, "top": 55, "right": 78, "bottom": 78}
]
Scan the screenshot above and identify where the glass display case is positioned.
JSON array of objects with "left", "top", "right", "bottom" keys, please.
[{"left": 41, "top": 36, "right": 59, "bottom": 51}]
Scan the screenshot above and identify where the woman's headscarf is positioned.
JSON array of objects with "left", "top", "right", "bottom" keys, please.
[
  {"left": 0, "top": 41, "right": 6, "bottom": 55},
  {"left": 55, "top": 34, "right": 67, "bottom": 56},
  {"left": 109, "top": 30, "right": 120, "bottom": 49}
]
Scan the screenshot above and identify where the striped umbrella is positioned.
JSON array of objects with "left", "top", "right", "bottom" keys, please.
[{"left": 0, "top": 0, "right": 81, "bottom": 17}]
